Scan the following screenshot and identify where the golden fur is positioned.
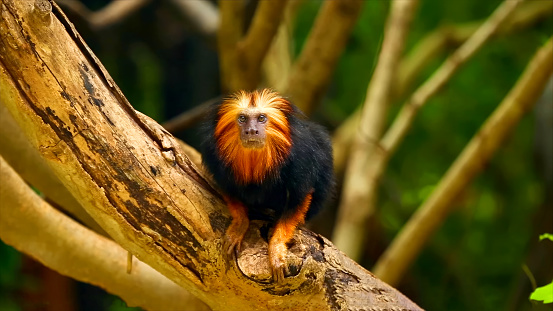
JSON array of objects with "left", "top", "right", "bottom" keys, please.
[{"left": 214, "top": 89, "right": 293, "bottom": 184}]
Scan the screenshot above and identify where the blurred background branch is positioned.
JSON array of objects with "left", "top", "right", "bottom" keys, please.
[
  {"left": 374, "top": 36, "right": 553, "bottom": 286},
  {"left": 333, "top": 0, "right": 420, "bottom": 261},
  {"left": 56, "top": 0, "right": 152, "bottom": 30},
  {"left": 333, "top": 0, "right": 525, "bottom": 262},
  {"left": 332, "top": 0, "right": 552, "bottom": 178},
  {"left": 284, "top": 0, "right": 364, "bottom": 114}
]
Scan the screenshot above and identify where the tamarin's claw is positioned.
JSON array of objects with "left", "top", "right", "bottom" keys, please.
[
  {"left": 224, "top": 231, "right": 243, "bottom": 255},
  {"left": 223, "top": 217, "right": 249, "bottom": 255},
  {"left": 270, "top": 256, "right": 289, "bottom": 283},
  {"left": 269, "top": 239, "right": 289, "bottom": 283}
]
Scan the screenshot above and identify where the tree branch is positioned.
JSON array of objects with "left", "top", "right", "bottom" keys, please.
[
  {"left": 333, "top": 0, "right": 419, "bottom": 260},
  {"left": 0, "top": 0, "right": 422, "bottom": 309},
  {"left": 161, "top": 96, "right": 221, "bottom": 133},
  {"left": 374, "top": 36, "right": 553, "bottom": 286},
  {"left": 217, "top": 0, "right": 244, "bottom": 92},
  {"left": 0, "top": 155, "right": 208, "bottom": 311},
  {"left": 331, "top": 0, "right": 524, "bottom": 262},
  {"left": 55, "top": 0, "right": 152, "bottom": 30},
  {"left": 218, "top": 0, "right": 287, "bottom": 92},
  {"left": 284, "top": 0, "right": 363, "bottom": 114},
  {"left": 166, "top": 0, "right": 218, "bottom": 42},
  {"left": 381, "top": 0, "right": 525, "bottom": 156},
  {"left": 397, "top": 0, "right": 553, "bottom": 97},
  {"left": 239, "top": 0, "right": 288, "bottom": 82},
  {"left": 332, "top": 0, "right": 551, "bottom": 178},
  {"left": 0, "top": 101, "right": 104, "bottom": 234},
  {"left": 261, "top": 0, "right": 302, "bottom": 92}
]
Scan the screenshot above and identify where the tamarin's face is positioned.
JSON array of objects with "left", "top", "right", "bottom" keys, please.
[
  {"left": 237, "top": 108, "right": 268, "bottom": 149},
  {"left": 212, "top": 89, "right": 294, "bottom": 183},
  {"left": 215, "top": 90, "right": 293, "bottom": 157}
]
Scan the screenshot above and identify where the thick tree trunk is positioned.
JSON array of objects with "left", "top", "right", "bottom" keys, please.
[{"left": 0, "top": 1, "right": 422, "bottom": 310}]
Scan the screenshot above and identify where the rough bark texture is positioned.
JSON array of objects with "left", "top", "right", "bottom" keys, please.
[
  {"left": 0, "top": 155, "right": 207, "bottom": 311},
  {"left": 0, "top": 1, "right": 422, "bottom": 310}
]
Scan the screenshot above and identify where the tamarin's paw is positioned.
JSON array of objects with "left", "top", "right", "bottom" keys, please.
[
  {"left": 268, "top": 241, "right": 289, "bottom": 283},
  {"left": 223, "top": 218, "right": 249, "bottom": 255}
]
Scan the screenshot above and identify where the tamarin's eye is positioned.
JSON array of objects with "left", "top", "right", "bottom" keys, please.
[
  {"left": 258, "top": 115, "right": 267, "bottom": 123},
  {"left": 238, "top": 115, "right": 246, "bottom": 123}
]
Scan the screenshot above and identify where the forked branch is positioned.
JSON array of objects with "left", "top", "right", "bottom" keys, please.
[{"left": 374, "top": 36, "right": 553, "bottom": 286}]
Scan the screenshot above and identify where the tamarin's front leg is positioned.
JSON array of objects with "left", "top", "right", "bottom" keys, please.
[
  {"left": 268, "top": 191, "right": 313, "bottom": 282},
  {"left": 223, "top": 196, "right": 249, "bottom": 254}
]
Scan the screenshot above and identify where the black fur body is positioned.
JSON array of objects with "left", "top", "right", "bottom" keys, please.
[{"left": 201, "top": 104, "right": 334, "bottom": 223}]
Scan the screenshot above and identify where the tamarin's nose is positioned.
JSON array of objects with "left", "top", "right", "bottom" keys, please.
[{"left": 245, "top": 129, "right": 259, "bottom": 135}]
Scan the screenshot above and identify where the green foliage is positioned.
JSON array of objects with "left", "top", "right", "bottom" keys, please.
[
  {"left": 530, "top": 282, "right": 553, "bottom": 304},
  {"left": 529, "top": 234, "right": 553, "bottom": 305},
  {"left": 127, "top": 43, "right": 164, "bottom": 121},
  {"left": 0, "top": 242, "right": 22, "bottom": 311},
  {"left": 107, "top": 297, "right": 142, "bottom": 311},
  {"left": 539, "top": 233, "right": 553, "bottom": 242}
]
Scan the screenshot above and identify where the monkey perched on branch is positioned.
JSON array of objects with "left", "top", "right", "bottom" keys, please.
[{"left": 201, "top": 89, "right": 334, "bottom": 282}]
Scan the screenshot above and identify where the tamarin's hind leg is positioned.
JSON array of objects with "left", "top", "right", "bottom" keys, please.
[
  {"left": 224, "top": 196, "right": 249, "bottom": 255},
  {"left": 268, "top": 191, "right": 313, "bottom": 283}
]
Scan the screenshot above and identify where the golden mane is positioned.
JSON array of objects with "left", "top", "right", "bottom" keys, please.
[{"left": 214, "top": 89, "right": 293, "bottom": 184}]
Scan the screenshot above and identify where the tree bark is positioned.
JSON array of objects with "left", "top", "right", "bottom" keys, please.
[
  {"left": 0, "top": 155, "right": 207, "bottom": 311},
  {"left": 0, "top": 1, "right": 422, "bottom": 310}
]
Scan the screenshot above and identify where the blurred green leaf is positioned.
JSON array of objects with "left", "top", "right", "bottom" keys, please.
[
  {"left": 0, "top": 242, "right": 21, "bottom": 287},
  {"left": 107, "top": 297, "right": 142, "bottom": 311},
  {"left": 539, "top": 233, "right": 553, "bottom": 242},
  {"left": 530, "top": 282, "right": 553, "bottom": 304}
]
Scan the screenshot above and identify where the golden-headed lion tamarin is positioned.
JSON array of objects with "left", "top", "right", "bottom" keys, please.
[{"left": 201, "top": 89, "right": 334, "bottom": 282}]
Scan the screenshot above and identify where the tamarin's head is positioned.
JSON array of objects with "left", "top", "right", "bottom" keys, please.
[
  {"left": 215, "top": 89, "right": 293, "bottom": 151},
  {"left": 213, "top": 89, "right": 294, "bottom": 183}
]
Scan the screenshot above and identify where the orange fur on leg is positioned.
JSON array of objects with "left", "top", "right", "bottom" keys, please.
[
  {"left": 224, "top": 196, "right": 249, "bottom": 255},
  {"left": 268, "top": 192, "right": 313, "bottom": 282}
]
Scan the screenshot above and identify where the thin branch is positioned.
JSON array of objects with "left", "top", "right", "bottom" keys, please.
[
  {"left": 262, "top": 19, "right": 293, "bottom": 92},
  {"left": 284, "top": 0, "right": 364, "bottom": 114},
  {"left": 262, "top": 0, "right": 303, "bottom": 92},
  {"left": 167, "top": 0, "right": 218, "bottom": 41},
  {"left": 381, "top": 0, "right": 525, "bottom": 155},
  {"left": 373, "top": 36, "right": 553, "bottom": 286},
  {"left": 162, "top": 96, "right": 221, "bottom": 133},
  {"left": 217, "top": 0, "right": 245, "bottom": 92},
  {"left": 332, "top": 0, "right": 552, "bottom": 178},
  {"left": 219, "top": 0, "right": 288, "bottom": 92},
  {"left": 56, "top": 0, "right": 152, "bottom": 30},
  {"left": 0, "top": 156, "right": 209, "bottom": 311},
  {"left": 331, "top": 1, "right": 526, "bottom": 259},
  {"left": 397, "top": 0, "right": 553, "bottom": 98},
  {"left": 332, "top": 0, "right": 419, "bottom": 261},
  {"left": 239, "top": 0, "right": 288, "bottom": 80}
]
